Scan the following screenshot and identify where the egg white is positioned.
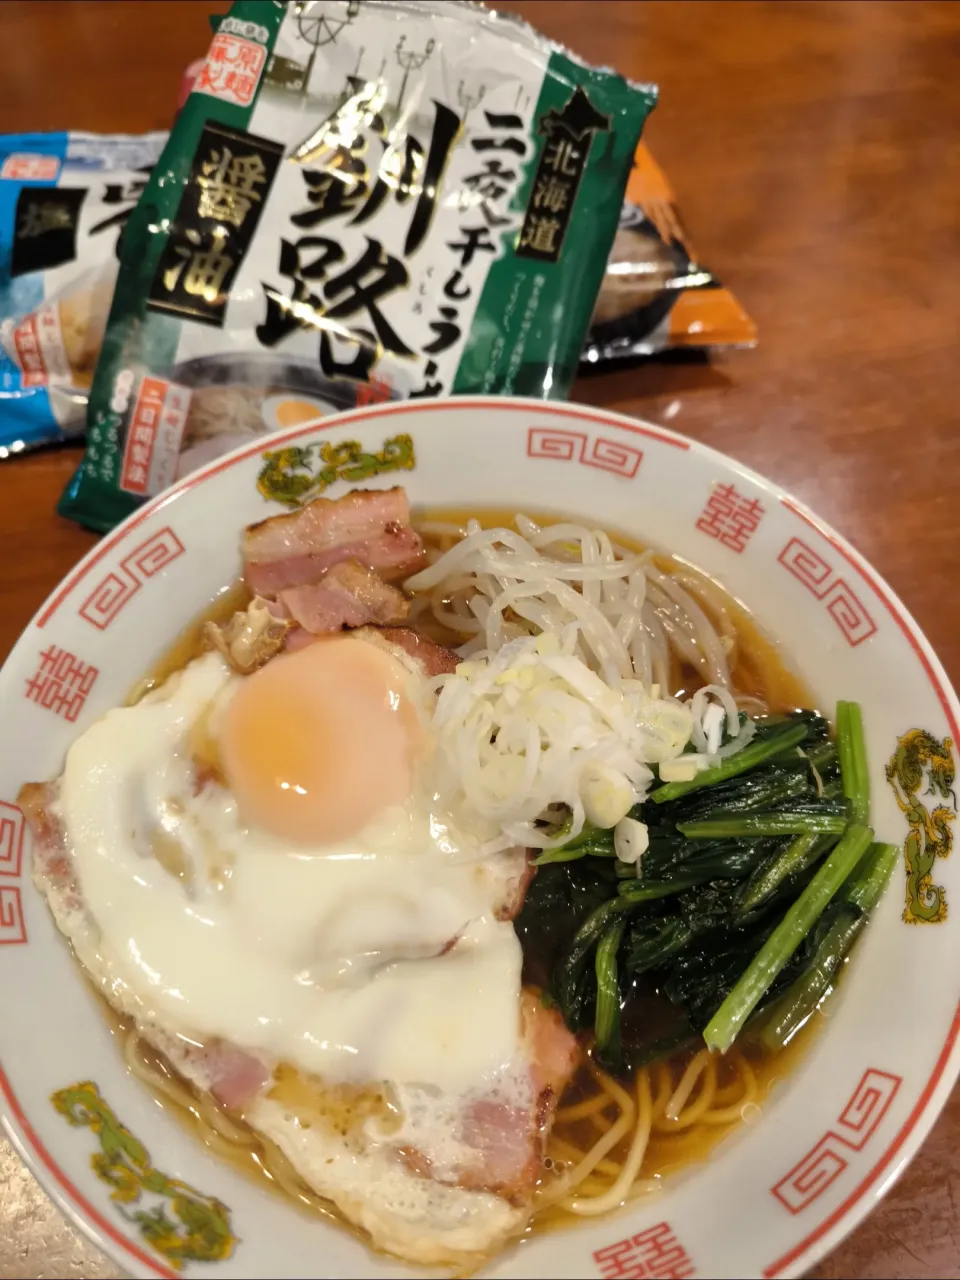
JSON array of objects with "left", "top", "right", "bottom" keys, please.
[
  {"left": 244, "top": 1090, "right": 527, "bottom": 1266},
  {"left": 58, "top": 649, "right": 525, "bottom": 1092},
  {"left": 40, "top": 646, "right": 537, "bottom": 1266}
]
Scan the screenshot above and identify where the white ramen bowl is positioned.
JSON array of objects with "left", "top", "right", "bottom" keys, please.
[{"left": 0, "top": 396, "right": 957, "bottom": 1280}]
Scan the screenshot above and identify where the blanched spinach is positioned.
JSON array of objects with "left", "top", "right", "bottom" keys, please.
[{"left": 512, "top": 704, "right": 894, "bottom": 1069}]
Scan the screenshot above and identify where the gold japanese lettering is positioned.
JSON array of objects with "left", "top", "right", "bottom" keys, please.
[
  {"left": 162, "top": 227, "right": 233, "bottom": 302},
  {"left": 531, "top": 174, "right": 571, "bottom": 214},
  {"left": 543, "top": 138, "right": 581, "bottom": 178},
  {"left": 519, "top": 215, "right": 563, "bottom": 256},
  {"left": 196, "top": 146, "right": 268, "bottom": 228},
  {"left": 17, "top": 202, "right": 73, "bottom": 238}
]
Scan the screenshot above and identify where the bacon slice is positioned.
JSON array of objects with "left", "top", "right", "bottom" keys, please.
[
  {"left": 279, "top": 560, "right": 411, "bottom": 634},
  {"left": 494, "top": 851, "right": 535, "bottom": 922},
  {"left": 284, "top": 623, "right": 461, "bottom": 679},
  {"left": 244, "top": 488, "right": 425, "bottom": 596},
  {"left": 283, "top": 626, "right": 321, "bottom": 654},
  {"left": 21, "top": 779, "right": 274, "bottom": 1111},
  {"left": 361, "top": 626, "right": 461, "bottom": 677},
  {"left": 474, "top": 991, "right": 580, "bottom": 1199},
  {"left": 523, "top": 988, "right": 582, "bottom": 1101},
  {"left": 176, "top": 1039, "right": 272, "bottom": 1110},
  {"left": 18, "top": 781, "right": 80, "bottom": 910},
  {"left": 18, "top": 781, "right": 60, "bottom": 847},
  {"left": 401, "top": 989, "right": 580, "bottom": 1202}
]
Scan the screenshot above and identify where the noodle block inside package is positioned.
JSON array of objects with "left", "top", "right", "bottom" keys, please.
[
  {"left": 59, "top": 0, "right": 656, "bottom": 532},
  {"left": 0, "top": 130, "right": 167, "bottom": 454}
]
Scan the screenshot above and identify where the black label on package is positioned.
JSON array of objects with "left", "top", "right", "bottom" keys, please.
[
  {"left": 516, "top": 86, "right": 611, "bottom": 266},
  {"left": 11, "top": 186, "right": 87, "bottom": 277},
  {"left": 148, "top": 122, "right": 283, "bottom": 327}
]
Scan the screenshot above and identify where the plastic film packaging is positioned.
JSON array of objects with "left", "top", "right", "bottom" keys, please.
[
  {"left": 584, "top": 142, "right": 755, "bottom": 365},
  {"left": 58, "top": 0, "right": 656, "bottom": 532},
  {"left": 0, "top": 131, "right": 167, "bottom": 456}
]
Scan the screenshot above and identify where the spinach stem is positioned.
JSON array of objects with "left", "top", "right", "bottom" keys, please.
[
  {"left": 618, "top": 877, "right": 705, "bottom": 902},
  {"left": 594, "top": 918, "right": 626, "bottom": 1050},
  {"left": 836, "top": 701, "right": 870, "bottom": 825},
  {"left": 679, "top": 812, "right": 848, "bottom": 838},
  {"left": 650, "top": 723, "right": 809, "bottom": 804},
  {"left": 760, "top": 842, "right": 897, "bottom": 1049},
  {"left": 736, "top": 833, "right": 834, "bottom": 914},
  {"left": 702, "top": 823, "right": 874, "bottom": 1053}
]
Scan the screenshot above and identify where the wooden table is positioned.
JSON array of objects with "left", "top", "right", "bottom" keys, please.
[{"left": 0, "top": 2, "right": 957, "bottom": 1277}]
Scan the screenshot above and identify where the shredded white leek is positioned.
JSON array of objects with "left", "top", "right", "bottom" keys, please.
[
  {"left": 409, "top": 519, "right": 760, "bottom": 853},
  {"left": 429, "top": 627, "right": 693, "bottom": 853},
  {"left": 614, "top": 817, "right": 649, "bottom": 865}
]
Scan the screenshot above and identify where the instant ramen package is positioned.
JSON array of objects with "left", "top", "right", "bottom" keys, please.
[
  {"left": 0, "top": 130, "right": 167, "bottom": 455},
  {"left": 58, "top": 0, "right": 656, "bottom": 532},
  {"left": 584, "top": 143, "right": 756, "bottom": 364}
]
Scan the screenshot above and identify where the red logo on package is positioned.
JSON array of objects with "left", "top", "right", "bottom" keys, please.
[
  {"left": 1, "top": 154, "right": 60, "bottom": 182},
  {"left": 120, "top": 377, "right": 168, "bottom": 496},
  {"left": 194, "top": 34, "right": 266, "bottom": 108},
  {"left": 11, "top": 315, "right": 48, "bottom": 387},
  {"left": 355, "top": 376, "right": 392, "bottom": 407}
]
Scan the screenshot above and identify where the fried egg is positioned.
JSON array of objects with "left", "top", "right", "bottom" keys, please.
[
  {"left": 59, "top": 638, "right": 524, "bottom": 1090},
  {"left": 44, "top": 634, "right": 543, "bottom": 1264}
]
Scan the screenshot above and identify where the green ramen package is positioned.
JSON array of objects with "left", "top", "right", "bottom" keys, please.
[
  {"left": 59, "top": 0, "right": 656, "bottom": 532},
  {"left": 0, "top": 130, "right": 166, "bottom": 455}
]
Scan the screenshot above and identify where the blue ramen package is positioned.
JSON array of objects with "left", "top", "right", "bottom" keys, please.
[
  {"left": 58, "top": 0, "right": 657, "bottom": 531},
  {"left": 0, "top": 131, "right": 167, "bottom": 455}
]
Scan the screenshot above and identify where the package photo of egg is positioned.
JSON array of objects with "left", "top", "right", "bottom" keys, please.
[{"left": 0, "top": 4, "right": 958, "bottom": 1280}]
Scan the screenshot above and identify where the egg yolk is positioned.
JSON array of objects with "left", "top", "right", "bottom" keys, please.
[{"left": 220, "top": 637, "right": 421, "bottom": 845}]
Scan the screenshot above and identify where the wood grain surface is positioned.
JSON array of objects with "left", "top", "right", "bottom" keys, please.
[{"left": 0, "top": 2, "right": 957, "bottom": 1278}]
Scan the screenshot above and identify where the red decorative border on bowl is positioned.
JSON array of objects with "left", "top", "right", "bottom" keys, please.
[
  {"left": 527, "top": 427, "right": 645, "bottom": 479},
  {"left": 78, "top": 527, "right": 185, "bottom": 631},
  {"left": 695, "top": 482, "right": 766, "bottom": 554},
  {"left": 771, "top": 1068, "right": 902, "bottom": 1214},
  {"left": 593, "top": 1220, "right": 695, "bottom": 1278},
  {"left": 777, "top": 535, "right": 877, "bottom": 647},
  {"left": 760, "top": 494, "right": 960, "bottom": 1276},
  {"left": 0, "top": 800, "right": 25, "bottom": 879},
  {"left": 0, "top": 801, "right": 27, "bottom": 947}
]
